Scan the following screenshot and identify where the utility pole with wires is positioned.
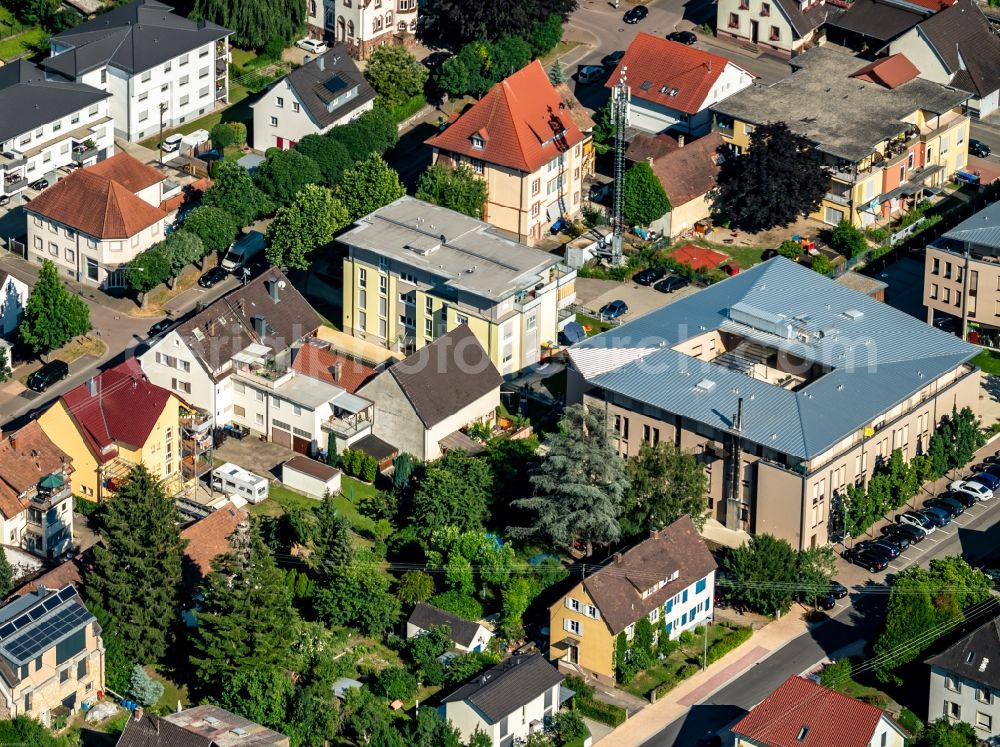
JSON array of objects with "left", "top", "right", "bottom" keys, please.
[{"left": 608, "top": 66, "right": 630, "bottom": 266}]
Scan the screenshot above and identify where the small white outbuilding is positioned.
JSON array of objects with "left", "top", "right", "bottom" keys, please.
[{"left": 282, "top": 455, "right": 342, "bottom": 499}]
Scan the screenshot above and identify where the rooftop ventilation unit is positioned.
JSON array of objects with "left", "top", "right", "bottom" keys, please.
[
  {"left": 695, "top": 378, "right": 716, "bottom": 392},
  {"left": 729, "top": 302, "right": 794, "bottom": 339},
  {"left": 843, "top": 308, "right": 864, "bottom": 321}
]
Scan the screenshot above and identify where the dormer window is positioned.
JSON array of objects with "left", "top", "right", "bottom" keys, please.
[{"left": 471, "top": 134, "right": 484, "bottom": 150}]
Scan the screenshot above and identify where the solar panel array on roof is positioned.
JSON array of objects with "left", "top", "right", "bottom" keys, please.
[
  {"left": 3, "top": 600, "right": 91, "bottom": 664},
  {"left": 324, "top": 76, "right": 346, "bottom": 96}
]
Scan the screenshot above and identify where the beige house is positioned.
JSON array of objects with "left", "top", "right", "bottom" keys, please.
[
  {"left": 426, "top": 60, "right": 592, "bottom": 245},
  {"left": 568, "top": 257, "right": 980, "bottom": 551},
  {"left": 0, "top": 585, "right": 104, "bottom": 726},
  {"left": 339, "top": 196, "right": 577, "bottom": 375},
  {"left": 717, "top": 0, "right": 835, "bottom": 57},
  {"left": 250, "top": 45, "right": 375, "bottom": 151},
  {"left": 356, "top": 325, "right": 503, "bottom": 461},
  {"left": 24, "top": 152, "right": 172, "bottom": 288},
  {"left": 305, "top": 0, "right": 418, "bottom": 60}
]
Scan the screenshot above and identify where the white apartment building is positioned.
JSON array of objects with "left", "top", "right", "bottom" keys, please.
[
  {"left": 43, "top": 0, "right": 232, "bottom": 142},
  {"left": 0, "top": 61, "right": 112, "bottom": 203},
  {"left": 306, "top": 0, "right": 418, "bottom": 60}
]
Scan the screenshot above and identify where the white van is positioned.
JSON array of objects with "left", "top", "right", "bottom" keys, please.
[
  {"left": 221, "top": 230, "right": 266, "bottom": 272},
  {"left": 211, "top": 463, "right": 269, "bottom": 504}
]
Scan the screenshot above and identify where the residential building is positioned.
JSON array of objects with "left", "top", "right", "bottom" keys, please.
[
  {"left": 44, "top": 0, "right": 233, "bottom": 142},
  {"left": 179, "top": 501, "right": 246, "bottom": 588},
  {"left": 356, "top": 325, "right": 503, "bottom": 461},
  {"left": 250, "top": 45, "right": 375, "bottom": 151},
  {"left": 713, "top": 47, "right": 970, "bottom": 228},
  {"left": 0, "top": 60, "right": 112, "bottom": 203},
  {"left": 716, "top": 0, "right": 839, "bottom": 57},
  {"left": 0, "top": 584, "right": 104, "bottom": 726},
  {"left": 0, "top": 271, "right": 29, "bottom": 342},
  {"left": 825, "top": 0, "right": 936, "bottom": 55},
  {"left": 291, "top": 339, "right": 376, "bottom": 392},
  {"left": 888, "top": 0, "right": 1000, "bottom": 118},
  {"left": 923, "top": 199, "right": 1000, "bottom": 343},
  {"left": 425, "top": 61, "right": 591, "bottom": 244},
  {"left": 139, "top": 270, "right": 322, "bottom": 427},
  {"left": 340, "top": 196, "right": 577, "bottom": 373},
  {"left": 305, "top": 0, "right": 419, "bottom": 60},
  {"left": 549, "top": 516, "right": 716, "bottom": 684},
  {"left": 627, "top": 132, "right": 725, "bottom": 237},
  {"left": 732, "top": 675, "right": 908, "bottom": 746},
  {"left": 24, "top": 152, "right": 173, "bottom": 287},
  {"left": 0, "top": 423, "right": 74, "bottom": 559},
  {"left": 37, "top": 359, "right": 182, "bottom": 502},
  {"left": 117, "top": 703, "right": 289, "bottom": 746},
  {"left": 440, "top": 654, "right": 566, "bottom": 747},
  {"left": 406, "top": 602, "right": 494, "bottom": 653},
  {"left": 926, "top": 616, "right": 1000, "bottom": 739},
  {"left": 566, "top": 257, "right": 980, "bottom": 550},
  {"left": 608, "top": 34, "right": 754, "bottom": 137}
]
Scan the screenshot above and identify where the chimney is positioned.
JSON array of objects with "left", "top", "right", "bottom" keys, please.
[
  {"left": 677, "top": 134, "right": 685, "bottom": 148},
  {"left": 268, "top": 277, "right": 281, "bottom": 304},
  {"left": 87, "top": 377, "right": 97, "bottom": 397},
  {"left": 8, "top": 431, "right": 15, "bottom": 450},
  {"left": 317, "top": 55, "right": 325, "bottom": 71},
  {"left": 133, "top": 706, "right": 144, "bottom": 722},
  {"left": 613, "top": 552, "right": 623, "bottom": 564},
  {"left": 649, "top": 527, "right": 660, "bottom": 539},
  {"left": 333, "top": 361, "right": 343, "bottom": 382}
]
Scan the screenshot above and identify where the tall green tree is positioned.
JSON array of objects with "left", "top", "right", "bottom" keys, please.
[
  {"left": 125, "top": 246, "right": 172, "bottom": 300},
  {"left": 314, "top": 550, "right": 401, "bottom": 635},
  {"left": 265, "top": 184, "right": 350, "bottom": 269},
  {"left": 416, "top": 163, "right": 489, "bottom": 219},
  {"left": 182, "top": 205, "right": 238, "bottom": 255},
  {"left": 160, "top": 230, "right": 205, "bottom": 277},
  {"left": 219, "top": 666, "right": 295, "bottom": 731},
  {"left": 311, "top": 492, "right": 353, "bottom": 582},
  {"left": 192, "top": 0, "right": 303, "bottom": 49},
  {"left": 202, "top": 161, "right": 275, "bottom": 226},
  {"left": 85, "top": 465, "right": 185, "bottom": 690},
  {"left": 328, "top": 108, "right": 399, "bottom": 160},
  {"left": 295, "top": 134, "right": 354, "bottom": 185},
  {"left": 418, "top": 0, "right": 575, "bottom": 48},
  {"left": 364, "top": 46, "right": 429, "bottom": 108},
  {"left": 0, "top": 716, "right": 68, "bottom": 747},
  {"left": 0, "top": 548, "right": 12, "bottom": 599},
  {"left": 411, "top": 451, "right": 493, "bottom": 534},
  {"left": 623, "top": 441, "right": 707, "bottom": 537},
  {"left": 915, "top": 719, "right": 978, "bottom": 747},
  {"left": 795, "top": 545, "right": 837, "bottom": 603},
  {"left": 254, "top": 149, "right": 324, "bottom": 206},
  {"left": 510, "top": 404, "right": 629, "bottom": 555},
  {"left": 0, "top": 347, "right": 10, "bottom": 384},
  {"left": 721, "top": 534, "right": 798, "bottom": 616},
  {"left": 18, "top": 260, "right": 91, "bottom": 355},
  {"left": 191, "top": 520, "right": 296, "bottom": 692},
  {"left": 622, "top": 161, "right": 671, "bottom": 227},
  {"left": 829, "top": 220, "right": 867, "bottom": 258},
  {"left": 334, "top": 153, "right": 405, "bottom": 220},
  {"left": 712, "top": 122, "right": 831, "bottom": 232},
  {"left": 412, "top": 708, "right": 462, "bottom": 747}
]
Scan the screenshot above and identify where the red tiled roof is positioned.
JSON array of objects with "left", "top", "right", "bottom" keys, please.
[
  {"left": 180, "top": 502, "right": 246, "bottom": 584},
  {"left": 732, "top": 676, "right": 902, "bottom": 747},
  {"left": 907, "top": 0, "right": 955, "bottom": 9},
  {"left": 426, "top": 60, "right": 587, "bottom": 173},
  {"left": 86, "top": 151, "right": 165, "bottom": 193},
  {"left": 670, "top": 243, "right": 729, "bottom": 271},
  {"left": 292, "top": 343, "right": 375, "bottom": 393},
  {"left": 26, "top": 169, "right": 166, "bottom": 239},
  {"left": 607, "top": 33, "right": 747, "bottom": 115},
  {"left": 59, "top": 359, "right": 173, "bottom": 461},
  {"left": 642, "top": 131, "right": 724, "bottom": 208},
  {"left": 0, "top": 423, "right": 71, "bottom": 519},
  {"left": 851, "top": 53, "right": 920, "bottom": 89}
]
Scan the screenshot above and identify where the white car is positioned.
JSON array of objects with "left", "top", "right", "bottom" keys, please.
[
  {"left": 296, "top": 38, "right": 328, "bottom": 55},
  {"left": 160, "top": 133, "right": 183, "bottom": 152},
  {"left": 950, "top": 479, "right": 993, "bottom": 501},
  {"left": 897, "top": 511, "right": 934, "bottom": 535}
]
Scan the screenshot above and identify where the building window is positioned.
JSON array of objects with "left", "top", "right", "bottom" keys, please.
[
  {"left": 978, "top": 712, "right": 992, "bottom": 731},
  {"left": 531, "top": 202, "right": 541, "bottom": 218},
  {"left": 456, "top": 313, "right": 469, "bottom": 325},
  {"left": 531, "top": 178, "right": 540, "bottom": 195},
  {"left": 379, "top": 275, "right": 388, "bottom": 294},
  {"left": 978, "top": 687, "right": 993, "bottom": 704},
  {"left": 769, "top": 26, "right": 780, "bottom": 41},
  {"left": 696, "top": 578, "right": 707, "bottom": 593},
  {"left": 60, "top": 668, "right": 70, "bottom": 683},
  {"left": 276, "top": 96, "right": 284, "bottom": 108},
  {"left": 359, "top": 267, "right": 367, "bottom": 287},
  {"left": 255, "top": 413, "right": 265, "bottom": 425},
  {"left": 23, "top": 692, "right": 31, "bottom": 712},
  {"left": 946, "top": 675, "right": 961, "bottom": 693},
  {"left": 471, "top": 135, "right": 484, "bottom": 149},
  {"left": 761, "top": 2, "right": 770, "bottom": 13},
  {"left": 945, "top": 701, "right": 961, "bottom": 720},
  {"left": 424, "top": 318, "right": 433, "bottom": 337},
  {"left": 179, "top": 75, "right": 189, "bottom": 87},
  {"left": 565, "top": 618, "right": 582, "bottom": 635},
  {"left": 292, "top": 102, "right": 300, "bottom": 113},
  {"left": 472, "top": 158, "right": 484, "bottom": 174}
]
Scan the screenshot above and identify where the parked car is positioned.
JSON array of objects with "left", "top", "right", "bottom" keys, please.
[
  {"left": 599, "top": 299, "right": 628, "bottom": 319},
  {"left": 971, "top": 462, "right": 990, "bottom": 473},
  {"left": 817, "top": 594, "right": 836, "bottom": 610},
  {"left": 421, "top": 51, "right": 451, "bottom": 69},
  {"left": 897, "top": 511, "right": 934, "bottom": 534},
  {"left": 634, "top": 266, "right": 667, "bottom": 286},
  {"left": 160, "top": 133, "right": 183, "bottom": 152},
  {"left": 147, "top": 318, "right": 174, "bottom": 338},
  {"left": 855, "top": 539, "right": 900, "bottom": 559},
  {"left": 577, "top": 65, "right": 605, "bottom": 85},
  {"left": 881, "top": 522, "right": 925, "bottom": 543},
  {"left": 29, "top": 178, "right": 48, "bottom": 191},
  {"left": 296, "top": 38, "right": 328, "bottom": 55},
  {"left": 830, "top": 581, "right": 848, "bottom": 599},
  {"left": 198, "top": 266, "right": 228, "bottom": 288},
  {"left": 969, "top": 471, "right": 1000, "bottom": 491},
  {"left": 0, "top": 195, "right": 8, "bottom": 207},
  {"left": 654, "top": 275, "right": 689, "bottom": 293},
  {"left": 601, "top": 50, "right": 625, "bottom": 68},
  {"left": 970, "top": 139, "right": 992, "bottom": 158},
  {"left": 919, "top": 507, "right": 951, "bottom": 528},
  {"left": 27, "top": 360, "right": 69, "bottom": 393},
  {"left": 986, "top": 452, "right": 1000, "bottom": 465},
  {"left": 940, "top": 489, "right": 976, "bottom": 509},
  {"left": 950, "top": 479, "right": 993, "bottom": 501},
  {"left": 923, "top": 495, "right": 965, "bottom": 517},
  {"left": 843, "top": 548, "right": 889, "bottom": 573},
  {"left": 667, "top": 30, "right": 697, "bottom": 44},
  {"left": 624, "top": 5, "right": 649, "bottom": 22}
]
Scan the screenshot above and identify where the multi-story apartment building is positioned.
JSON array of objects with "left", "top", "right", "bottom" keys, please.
[
  {"left": 24, "top": 152, "right": 172, "bottom": 287},
  {"left": 924, "top": 200, "right": 1000, "bottom": 344},
  {"left": 426, "top": 61, "right": 591, "bottom": 245},
  {"left": 306, "top": 0, "right": 418, "bottom": 60},
  {"left": 43, "top": 0, "right": 232, "bottom": 142},
  {"left": 0, "top": 423, "right": 74, "bottom": 560},
  {"left": 713, "top": 47, "right": 970, "bottom": 228},
  {"left": 0, "top": 61, "right": 112, "bottom": 204},
  {"left": 37, "top": 360, "right": 182, "bottom": 502},
  {"left": 927, "top": 616, "right": 1000, "bottom": 740},
  {"left": 549, "top": 516, "right": 716, "bottom": 685},
  {"left": 0, "top": 584, "right": 104, "bottom": 726},
  {"left": 339, "top": 196, "right": 577, "bottom": 376},
  {"left": 567, "top": 257, "right": 980, "bottom": 551}
]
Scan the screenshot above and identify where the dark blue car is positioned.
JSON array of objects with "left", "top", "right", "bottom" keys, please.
[
  {"left": 599, "top": 299, "right": 628, "bottom": 319},
  {"left": 970, "top": 471, "right": 1000, "bottom": 491}
]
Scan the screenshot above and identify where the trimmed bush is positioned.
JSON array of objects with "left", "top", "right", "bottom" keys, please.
[
  {"left": 574, "top": 697, "right": 627, "bottom": 727},
  {"left": 705, "top": 626, "right": 753, "bottom": 666}
]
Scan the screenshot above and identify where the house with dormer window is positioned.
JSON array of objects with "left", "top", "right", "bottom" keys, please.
[
  {"left": 926, "top": 616, "right": 1000, "bottom": 740},
  {"left": 716, "top": 0, "right": 839, "bottom": 58},
  {"left": 548, "top": 516, "right": 717, "bottom": 685}
]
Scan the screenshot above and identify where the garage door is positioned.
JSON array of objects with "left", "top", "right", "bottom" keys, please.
[
  {"left": 292, "top": 436, "right": 310, "bottom": 455},
  {"left": 271, "top": 426, "right": 291, "bottom": 448}
]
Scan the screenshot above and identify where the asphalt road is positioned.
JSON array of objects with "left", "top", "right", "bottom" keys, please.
[{"left": 640, "top": 480, "right": 1000, "bottom": 746}]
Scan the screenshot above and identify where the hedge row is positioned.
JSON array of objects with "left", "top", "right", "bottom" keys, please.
[
  {"left": 705, "top": 626, "right": 753, "bottom": 666},
  {"left": 574, "top": 696, "right": 627, "bottom": 727},
  {"left": 652, "top": 662, "right": 700, "bottom": 700}
]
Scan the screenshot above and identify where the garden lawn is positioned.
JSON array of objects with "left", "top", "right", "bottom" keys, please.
[
  {"left": 973, "top": 350, "right": 1000, "bottom": 375},
  {"left": 623, "top": 624, "right": 735, "bottom": 698},
  {"left": 0, "top": 26, "right": 45, "bottom": 61},
  {"left": 576, "top": 313, "right": 614, "bottom": 337},
  {"left": 250, "top": 478, "right": 377, "bottom": 534},
  {"left": 680, "top": 238, "right": 765, "bottom": 270}
]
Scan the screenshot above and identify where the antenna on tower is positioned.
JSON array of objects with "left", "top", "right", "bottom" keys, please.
[{"left": 608, "top": 66, "right": 630, "bottom": 266}]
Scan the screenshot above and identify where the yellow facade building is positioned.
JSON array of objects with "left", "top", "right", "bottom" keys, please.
[{"left": 38, "top": 360, "right": 181, "bottom": 502}]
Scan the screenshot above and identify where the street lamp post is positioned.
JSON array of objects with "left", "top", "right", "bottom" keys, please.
[{"left": 158, "top": 103, "right": 168, "bottom": 166}]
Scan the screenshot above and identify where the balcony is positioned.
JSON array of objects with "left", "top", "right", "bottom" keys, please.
[
  {"left": 825, "top": 190, "right": 852, "bottom": 206},
  {"left": 0, "top": 151, "right": 26, "bottom": 169},
  {"left": 233, "top": 360, "right": 294, "bottom": 390},
  {"left": 72, "top": 143, "right": 98, "bottom": 165},
  {"left": 30, "top": 472, "right": 72, "bottom": 510},
  {"left": 180, "top": 410, "right": 213, "bottom": 434},
  {"left": 216, "top": 60, "right": 227, "bottom": 77},
  {"left": 322, "top": 411, "right": 372, "bottom": 438},
  {"left": 3, "top": 175, "right": 27, "bottom": 193}
]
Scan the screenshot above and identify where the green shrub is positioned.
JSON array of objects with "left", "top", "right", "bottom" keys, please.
[
  {"left": 705, "top": 626, "right": 753, "bottom": 665},
  {"left": 574, "top": 697, "right": 626, "bottom": 727},
  {"left": 429, "top": 590, "right": 483, "bottom": 621},
  {"left": 361, "top": 455, "right": 378, "bottom": 482},
  {"left": 777, "top": 239, "right": 802, "bottom": 259},
  {"left": 678, "top": 630, "right": 695, "bottom": 646},
  {"left": 388, "top": 94, "right": 427, "bottom": 123},
  {"left": 74, "top": 497, "right": 100, "bottom": 517},
  {"left": 897, "top": 707, "right": 923, "bottom": 736},
  {"left": 829, "top": 220, "right": 867, "bottom": 258}
]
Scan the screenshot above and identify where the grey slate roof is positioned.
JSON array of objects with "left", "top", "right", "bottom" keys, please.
[
  {"left": 826, "top": 0, "right": 929, "bottom": 46},
  {"left": 712, "top": 46, "right": 970, "bottom": 162},
  {"left": 279, "top": 45, "right": 376, "bottom": 129},
  {"left": 0, "top": 61, "right": 110, "bottom": 144},
  {"left": 938, "top": 199, "right": 1000, "bottom": 252},
  {"left": 926, "top": 617, "right": 1000, "bottom": 690},
  {"left": 408, "top": 601, "right": 483, "bottom": 647},
  {"left": 773, "top": 0, "right": 841, "bottom": 37},
  {"left": 441, "top": 654, "right": 563, "bottom": 723},
  {"left": 569, "top": 256, "right": 978, "bottom": 461},
  {"left": 115, "top": 712, "right": 211, "bottom": 747},
  {"left": 914, "top": 0, "right": 1000, "bottom": 99},
  {"left": 45, "top": 0, "right": 229, "bottom": 77}
]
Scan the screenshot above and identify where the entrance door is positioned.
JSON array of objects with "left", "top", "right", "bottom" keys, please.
[
  {"left": 568, "top": 644, "right": 579, "bottom": 665},
  {"left": 276, "top": 137, "right": 285, "bottom": 150},
  {"left": 750, "top": 20, "right": 759, "bottom": 43},
  {"left": 292, "top": 435, "right": 310, "bottom": 454}
]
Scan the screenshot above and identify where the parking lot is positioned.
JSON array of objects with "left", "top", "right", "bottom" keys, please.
[{"left": 574, "top": 276, "right": 700, "bottom": 321}]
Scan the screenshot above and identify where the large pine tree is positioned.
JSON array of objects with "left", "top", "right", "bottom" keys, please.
[
  {"left": 311, "top": 493, "right": 353, "bottom": 583},
  {"left": 190, "top": 519, "right": 295, "bottom": 691},
  {"left": 85, "top": 465, "right": 185, "bottom": 689}
]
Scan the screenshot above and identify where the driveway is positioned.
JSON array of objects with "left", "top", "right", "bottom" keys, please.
[{"left": 575, "top": 276, "right": 699, "bottom": 320}]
